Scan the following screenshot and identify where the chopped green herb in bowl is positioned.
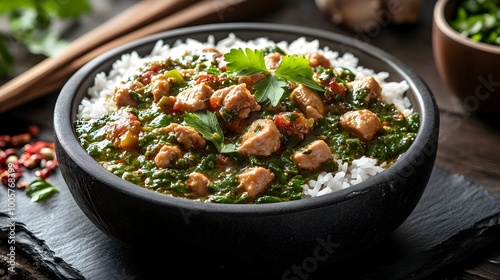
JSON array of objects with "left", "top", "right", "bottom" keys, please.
[{"left": 450, "top": 0, "right": 500, "bottom": 46}]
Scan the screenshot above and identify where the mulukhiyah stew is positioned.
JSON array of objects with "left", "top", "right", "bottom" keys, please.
[{"left": 75, "top": 44, "right": 419, "bottom": 204}]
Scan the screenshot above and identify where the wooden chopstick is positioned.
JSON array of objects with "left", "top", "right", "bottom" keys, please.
[
  {"left": 57, "top": 0, "right": 201, "bottom": 60},
  {"left": 0, "top": 0, "right": 281, "bottom": 113},
  {"left": 0, "top": 0, "right": 201, "bottom": 112},
  {"left": 0, "top": 0, "right": 281, "bottom": 112}
]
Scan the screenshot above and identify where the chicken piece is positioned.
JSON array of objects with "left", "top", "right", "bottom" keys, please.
[
  {"left": 348, "top": 76, "right": 382, "bottom": 101},
  {"left": 290, "top": 84, "right": 325, "bottom": 120},
  {"left": 237, "top": 167, "right": 275, "bottom": 200},
  {"left": 106, "top": 112, "right": 142, "bottom": 150},
  {"left": 209, "top": 83, "right": 261, "bottom": 119},
  {"left": 154, "top": 145, "right": 183, "bottom": 169},
  {"left": 292, "top": 140, "right": 333, "bottom": 170},
  {"left": 186, "top": 172, "right": 210, "bottom": 196},
  {"left": 237, "top": 73, "right": 266, "bottom": 93},
  {"left": 305, "top": 52, "right": 332, "bottom": 68},
  {"left": 162, "top": 123, "right": 206, "bottom": 149},
  {"left": 113, "top": 80, "right": 144, "bottom": 108},
  {"left": 265, "top": 52, "right": 283, "bottom": 70},
  {"left": 173, "top": 83, "right": 213, "bottom": 112},
  {"left": 150, "top": 74, "right": 171, "bottom": 103},
  {"left": 237, "top": 119, "right": 282, "bottom": 156},
  {"left": 340, "top": 109, "right": 382, "bottom": 142}
]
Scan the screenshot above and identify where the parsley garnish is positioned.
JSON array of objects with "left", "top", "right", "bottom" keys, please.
[
  {"left": 224, "top": 48, "right": 268, "bottom": 75},
  {"left": 224, "top": 48, "right": 324, "bottom": 106},
  {"left": 253, "top": 75, "right": 286, "bottom": 105},
  {"left": 184, "top": 111, "right": 236, "bottom": 153}
]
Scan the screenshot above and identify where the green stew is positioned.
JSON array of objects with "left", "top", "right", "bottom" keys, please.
[{"left": 75, "top": 45, "right": 419, "bottom": 204}]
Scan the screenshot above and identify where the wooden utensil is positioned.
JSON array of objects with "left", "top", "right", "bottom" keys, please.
[{"left": 0, "top": 0, "right": 280, "bottom": 112}]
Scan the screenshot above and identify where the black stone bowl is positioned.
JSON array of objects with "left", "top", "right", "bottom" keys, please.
[{"left": 54, "top": 23, "right": 439, "bottom": 275}]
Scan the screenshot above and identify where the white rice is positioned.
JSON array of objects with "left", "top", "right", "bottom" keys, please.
[{"left": 77, "top": 34, "right": 413, "bottom": 198}]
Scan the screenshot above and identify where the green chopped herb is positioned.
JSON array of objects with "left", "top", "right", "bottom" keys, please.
[{"left": 451, "top": 0, "right": 500, "bottom": 46}]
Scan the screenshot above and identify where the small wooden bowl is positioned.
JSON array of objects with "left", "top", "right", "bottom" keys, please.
[{"left": 432, "top": 0, "right": 500, "bottom": 116}]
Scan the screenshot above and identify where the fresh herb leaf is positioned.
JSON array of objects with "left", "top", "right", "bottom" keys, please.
[
  {"left": 274, "top": 54, "right": 324, "bottom": 91},
  {"left": 25, "top": 179, "right": 58, "bottom": 202},
  {"left": 184, "top": 111, "right": 236, "bottom": 153},
  {"left": 253, "top": 75, "right": 286, "bottom": 106},
  {"left": 224, "top": 48, "right": 267, "bottom": 76}
]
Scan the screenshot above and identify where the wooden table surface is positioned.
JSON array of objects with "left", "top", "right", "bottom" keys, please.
[{"left": 2, "top": 0, "right": 500, "bottom": 278}]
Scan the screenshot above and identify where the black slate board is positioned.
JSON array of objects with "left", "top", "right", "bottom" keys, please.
[{"left": 1, "top": 165, "right": 500, "bottom": 279}]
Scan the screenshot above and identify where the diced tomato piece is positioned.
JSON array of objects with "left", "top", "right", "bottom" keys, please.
[
  {"left": 274, "top": 112, "right": 295, "bottom": 135},
  {"left": 196, "top": 74, "right": 224, "bottom": 90},
  {"left": 328, "top": 80, "right": 346, "bottom": 97},
  {"left": 141, "top": 65, "right": 162, "bottom": 85}
]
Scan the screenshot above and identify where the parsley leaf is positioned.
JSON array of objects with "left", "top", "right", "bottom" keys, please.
[
  {"left": 274, "top": 54, "right": 324, "bottom": 91},
  {"left": 184, "top": 111, "right": 236, "bottom": 153},
  {"left": 253, "top": 75, "right": 287, "bottom": 105},
  {"left": 223, "top": 48, "right": 324, "bottom": 106},
  {"left": 224, "top": 48, "right": 267, "bottom": 76}
]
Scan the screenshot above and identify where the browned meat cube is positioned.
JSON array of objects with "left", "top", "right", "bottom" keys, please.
[
  {"left": 106, "top": 112, "right": 142, "bottom": 150},
  {"left": 186, "top": 172, "right": 210, "bottom": 197},
  {"left": 173, "top": 83, "right": 214, "bottom": 112},
  {"left": 154, "top": 145, "right": 183, "bottom": 169},
  {"left": 340, "top": 109, "right": 382, "bottom": 142},
  {"left": 305, "top": 52, "right": 332, "bottom": 68},
  {"left": 238, "top": 119, "right": 282, "bottom": 156},
  {"left": 265, "top": 52, "right": 283, "bottom": 70},
  {"left": 113, "top": 80, "right": 144, "bottom": 108},
  {"left": 209, "top": 83, "right": 261, "bottom": 118},
  {"left": 162, "top": 123, "right": 206, "bottom": 150},
  {"left": 237, "top": 167, "right": 275, "bottom": 200},
  {"left": 290, "top": 84, "right": 325, "bottom": 120},
  {"left": 150, "top": 74, "right": 171, "bottom": 103},
  {"left": 348, "top": 76, "right": 382, "bottom": 101},
  {"left": 292, "top": 140, "right": 333, "bottom": 170}
]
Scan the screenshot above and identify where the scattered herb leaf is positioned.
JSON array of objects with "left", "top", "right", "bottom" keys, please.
[{"left": 25, "top": 178, "right": 58, "bottom": 202}]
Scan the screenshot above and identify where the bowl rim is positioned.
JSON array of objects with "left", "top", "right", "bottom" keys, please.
[
  {"left": 433, "top": 0, "right": 500, "bottom": 54},
  {"left": 54, "top": 22, "right": 439, "bottom": 215}
]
